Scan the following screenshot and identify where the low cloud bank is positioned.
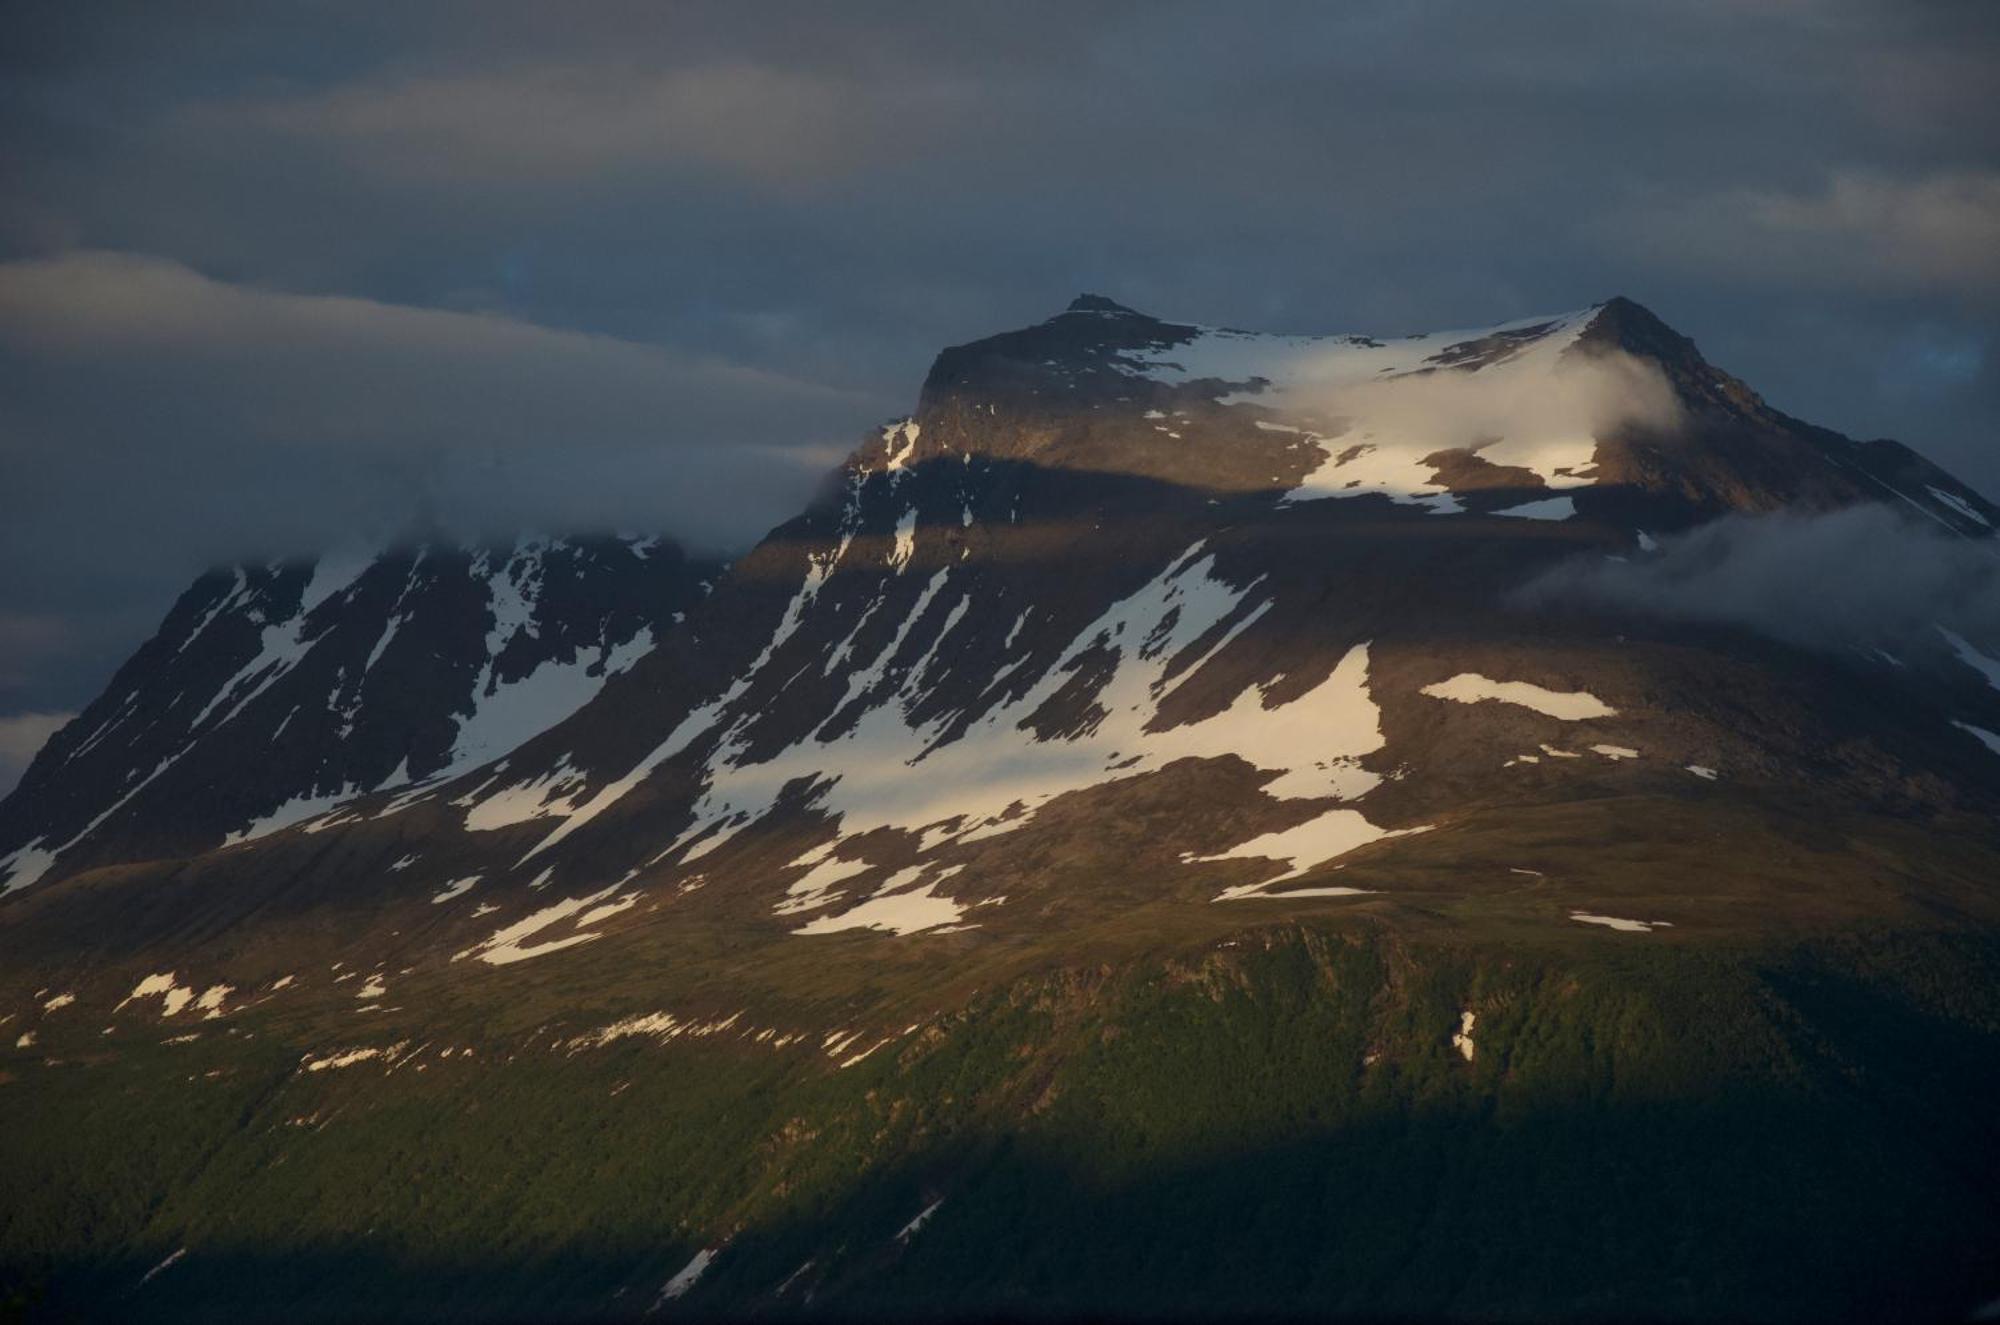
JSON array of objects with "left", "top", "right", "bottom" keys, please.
[
  {"left": 1519, "top": 504, "right": 2000, "bottom": 652},
  {"left": 0, "top": 250, "right": 885, "bottom": 558},
  {"left": 0, "top": 711, "right": 73, "bottom": 797},
  {"left": 0, "top": 250, "right": 891, "bottom": 717}
]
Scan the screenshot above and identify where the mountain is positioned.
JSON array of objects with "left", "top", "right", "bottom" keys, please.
[
  {"left": 0, "top": 535, "right": 718, "bottom": 891},
  {"left": 4, "top": 297, "right": 1999, "bottom": 1324}
]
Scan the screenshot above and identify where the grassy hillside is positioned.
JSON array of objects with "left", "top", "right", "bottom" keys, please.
[{"left": 6, "top": 919, "right": 1997, "bottom": 1323}]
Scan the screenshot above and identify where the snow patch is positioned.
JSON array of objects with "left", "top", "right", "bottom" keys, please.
[
  {"left": 1118, "top": 306, "right": 1643, "bottom": 514},
  {"left": 430, "top": 875, "right": 481, "bottom": 904},
  {"left": 795, "top": 884, "right": 965, "bottom": 937},
  {"left": 187, "top": 549, "right": 372, "bottom": 734},
  {"left": 897, "top": 1198, "right": 944, "bottom": 1242},
  {"left": 1203, "top": 811, "right": 1430, "bottom": 890},
  {"left": 1421, "top": 673, "right": 1616, "bottom": 720},
  {"left": 116, "top": 973, "right": 197, "bottom": 1018},
  {"left": 1215, "top": 883, "right": 1377, "bottom": 902},
  {"left": 1571, "top": 911, "right": 1672, "bottom": 932},
  {"left": 1941, "top": 628, "right": 2000, "bottom": 691},
  {"left": 882, "top": 420, "right": 919, "bottom": 475},
  {"left": 0, "top": 841, "right": 59, "bottom": 896},
  {"left": 138, "top": 1248, "right": 187, "bottom": 1287},
  {"left": 456, "top": 885, "right": 630, "bottom": 966},
  {"left": 655, "top": 1248, "right": 717, "bottom": 1307},
  {"left": 889, "top": 506, "right": 919, "bottom": 572},
  {"left": 224, "top": 788, "right": 352, "bottom": 845},
  {"left": 575, "top": 892, "right": 639, "bottom": 927},
  {"left": 775, "top": 840, "right": 874, "bottom": 915},
  {"left": 1283, "top": 439, "right": 1462, "bottom": 514},
  {"left": 518, "top": 542, "right": 839, "bottom": 857},
  {"left": 1451, "top": 1011, "right": 1476, "bottom": 1062},
  {"left": 1927, "top": 486, "right": 1992, "bottom": 528},
  {"left": 1491, "top": 495, "right": 1576, "bottom": 521},
  {"left": 1954, "top": 721, "right": 2000, "bottom": 756},
  {"left": 1477, "top": 436, "right": 1599, "bottom": 490},
  {"left": 570, "top": 1009, "right": 747, "bottom": 1051},
  {"left": 442, "top": 551, "right": 656, "bottom": 780},
  {"left": 303, "top": 1042, "right": 405, "bottom": 1072}
]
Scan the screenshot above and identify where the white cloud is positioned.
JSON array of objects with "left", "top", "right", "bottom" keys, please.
[{"left": 0, "top": 711, "right": 73, "bottom": 796}]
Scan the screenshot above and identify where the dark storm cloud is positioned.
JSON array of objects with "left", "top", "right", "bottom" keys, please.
[{"left": 0, "top": 0, "right": 1997, "bottom": 787}]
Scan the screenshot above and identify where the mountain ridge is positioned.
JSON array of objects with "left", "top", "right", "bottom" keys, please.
[
  {"left": 0, "top": 534, "right": 718, "bottom": 891},
  {"left": 3, "top": 295, "right": 1999, "bottom": 1321},
  {"left": 7, "top": 295, "right": 1995, "bottom": 926},
  {"left": 6, "top": 296, "right": 1998, "bottom": 905}
]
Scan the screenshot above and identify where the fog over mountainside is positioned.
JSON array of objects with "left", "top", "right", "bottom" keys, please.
[{"left": 1523, "top": 503, "right": 2000, "bottom": 650}]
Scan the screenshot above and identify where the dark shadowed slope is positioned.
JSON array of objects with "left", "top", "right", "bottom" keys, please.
[{"left": 0, "top": 536, "right": 718, "bottom": 886}]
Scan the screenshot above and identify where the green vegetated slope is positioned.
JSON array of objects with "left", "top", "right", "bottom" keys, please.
[{"left": 6, "top": 917, "right": 1998, "bottom": 1324}]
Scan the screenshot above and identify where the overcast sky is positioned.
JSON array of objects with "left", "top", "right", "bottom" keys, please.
[{"left": 1, "top": 0, "right": 1996, "bottom": 790}]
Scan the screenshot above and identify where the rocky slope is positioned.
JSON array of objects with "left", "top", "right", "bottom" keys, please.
[
  {"left": 3, "top": 296, "right": 1998, "bottom": 1323},
  {"left": 0, "top": 535, "right": 717, "bottom": 890}
]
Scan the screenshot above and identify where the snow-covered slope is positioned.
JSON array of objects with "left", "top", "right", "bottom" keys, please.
[
  {"left": 30, "top": 294, "right": 1969, "bottom": 975},
  {"left": 0, "top": 535, "right": 716, "bottom": 890},
  {"left": 6, "top": 295, "right": 2000, "bottom": 1325},
  {"left": 5, "top": 294, "right": 1998, "bottom": 952}
]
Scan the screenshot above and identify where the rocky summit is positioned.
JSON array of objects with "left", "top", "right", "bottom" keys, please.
[{"left": 4, "top": 297, "right": 1999, "bottom": 1323}]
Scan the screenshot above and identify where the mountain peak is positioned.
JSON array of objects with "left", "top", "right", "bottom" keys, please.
[
  {"left": 1064, "top": 293, "right": 1142, "bottom": 315},
  {"left": 1577, "top": 294, "right": 1705, "bottom": 367}
]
